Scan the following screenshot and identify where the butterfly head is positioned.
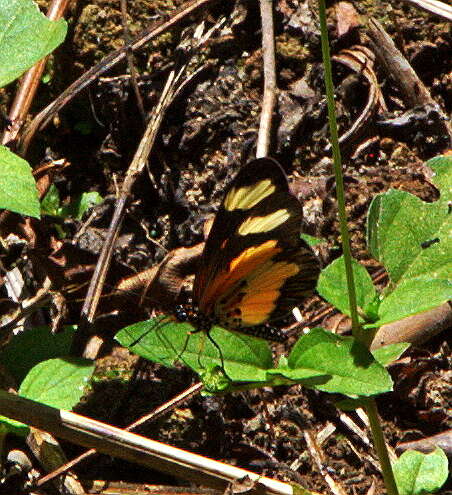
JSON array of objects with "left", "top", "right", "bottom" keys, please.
[{"left": 174, "top": 304, "right": 216, "bottom": 333}]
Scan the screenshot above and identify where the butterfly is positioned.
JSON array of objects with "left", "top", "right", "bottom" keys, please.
[{"left": 173, "top": 157, "right": 320, "bottom": 343}]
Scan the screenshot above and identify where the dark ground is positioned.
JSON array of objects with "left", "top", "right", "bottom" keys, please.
[{"left": 1, "top": 0, "right": 451, "bottom": 493}]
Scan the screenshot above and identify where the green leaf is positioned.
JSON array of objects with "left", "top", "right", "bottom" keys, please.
[
  {"left": 0, "top": 0, "right": 67, "bottom": 87},
  {"left": 40, "top": 183, "right": 61, "bottom": 216},
  {"left": 425, "top": 155, "right": 452, "bottom": 199},
  {"left": 62, "top": 191, "right": 103, "bottom": 220},
  {"left": 19, "top": 357, "right": 94, "bottom": 410},
  {"left": 367, "top": 156, "right": 451, "bottom": 325},
  {"left": 317, "top": 256, "right": 377, "bottom": 320},
  {"left": 116, "top": 317, "right": 274, "bottom": 383},
  {"left": 300, "top": 233, "right": 324, "bottom": 247},
  {"left": 285, "top": 328, "right": 392, "bottom": 396},
  {"left": 370, "top": 277, "right": 451, "bottom": 327},
  {"left": 0, "top": 415, "right": 29, "bottom": 436},
  {"left": 0, "top": 146, "right": 40, "bottom": 217},
  {"left": 393, "top": 448, "right": 448, "bottom": 495},
  {"left": 0, "top": 326, "right": 75, "bottom": 384},
  {"left": 371, "top": 343, "right": 410, "bottom": 366},
  {"left": 367, "top": 190, "right": 450, "bottom": 283}
]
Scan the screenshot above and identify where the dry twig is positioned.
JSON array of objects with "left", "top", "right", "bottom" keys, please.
[
  {"left": 35, "top": 382, "right": 204, "bottom": 488},
  {"left": 366, "top": 18, "right": 452, "bottom": 147},
  {"left": 119, "top": 0, "right": 146, "bottom": 124},
  {"left": 327, "top": 46, "right": 387, "bottom": 152},
  {"left": 1, "top": 0, "right": 72, "bottom": 146},
  {"left": 19, "top": 0, "right": 218, "bottom": 155},
  {"left": 256, "top": 0, "right": 277, "bottom": 158},
  {"left": 0, "top": 390, "right": 293, "bottom": 495},
  {"left": 397, "top": 0, "right": 452, "bottom": 21},
  {"left": 72, "top": 66, "right": 190, "bottom": 358}
]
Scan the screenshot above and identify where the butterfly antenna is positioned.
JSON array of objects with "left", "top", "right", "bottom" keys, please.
[{"left": 128, "top": 315, "right": 169, "bottom": 348}]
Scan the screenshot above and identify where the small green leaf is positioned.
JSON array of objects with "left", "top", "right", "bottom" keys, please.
[
  {"left": 300, "top": 233, "right": 324, "bottom": 247},
  {"left": 0, "top": 146, "right": 40, "bottom": 217},
  {"left": 0, "top": 0, "right": 67, "bottom": 87},
  {"left": 0, "top": 326, "right": 75, "bottom": 384},
  {"left": 393, "top": 448, "right": 448, "bottom": 495},
  {"left": 285, "top": 328, "right": 392, "bottom": 396},
  {"left": 116, "top": 317, "right": 273, "bottom": 383},
  {"left": 371, "top": 343, "right": 410, "bottom": 366},
  {"left": 317, "top": 256, "right": 377, "bottom": 320},
  {"left": 0, "top": 415, "right": 29, "bottom": 436},
  {"left": 19, "top": 357, "right": 94, "bottom": 410},
  {"left": 41, "top": 183, "right": 61, "bottom": 216},
  {"left": 63, "top": 191, "right": 103, "bottom": 220}
]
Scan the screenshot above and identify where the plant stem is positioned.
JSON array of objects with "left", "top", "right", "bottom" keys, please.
[
  {"left": 317, "top": 3, "right": 399, "bottom": 495},
  {"left": 316, "top": 0, "right": 363, "bottom": 342},
  {"left": 366, "top": 399, "right": 399, "bottom": 495}
]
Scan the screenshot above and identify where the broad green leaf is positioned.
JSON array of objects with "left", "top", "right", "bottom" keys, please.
[
  {"left": 19, "top": 357, "right": 94, "bottom": 410},
  {"left": 63, "top": 191, "right": 103, "bottom": 220},
  {"left": 41, "top": 183, "right": 61, "bottom": 216},
  {"left": 0, "top": 326, "right": 76, "bottom": 383},
  {"left": 0, "top": 0, "right": 67, "bottom": 87},
  {"left": 317, "top": 256, "right": 378, "bottom": 320},
  {"left": 116, "top": 317, "right": 273, "bottom": 383},
  {"left": 371, "top": 343, "right": 410, "bottom": 366},
  {"left": 0, "top": 146, "right": 40, "bottom": 217},
  {"left": 285, "top": 328, "right": 392, "bottom": 396},
  {"left": 393, "top": 448, "right": 448, "bottom": 495},
  {"left": 369, "top": 277, "right": 451, "bottom": 327},
  {"left": 300, "top": 233, "right": 324, "bottom": 247},
  {"left": 367, "top": 156, "right": 451, "bottom": 325},
  {"left": 367, "top": 190, "right": 449, "bottom": 283}
]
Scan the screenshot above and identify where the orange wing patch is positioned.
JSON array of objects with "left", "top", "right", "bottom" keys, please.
[
  {"left": 217, "top": 259, "right": 299, "bottom": 327},
  {"left": 198, "top": 239, "right": 281, "bottom": 314}
]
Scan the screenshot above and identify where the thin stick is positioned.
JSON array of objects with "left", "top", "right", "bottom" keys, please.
[
  {"left": 399, "top": 0, "right": 452, "bottom": 21},
  {"left": 72, "top": 67, "right": 186, "bottom": 357},
  {"left": 256, "top": 0, "right": 277, "bottom": 158},
  {"left": 35, "top": 382, "right": 204, "bottom": 488},
  {"left": 1, "top": 0, "right": 72, "bottom": 146},
  {"left": 120, "top": 0, "right": 146, "bottom": 124},
  {"left": 367, "top": 18, "right": 452, "bottom": 145},
  {"left": 19, "top": 0, "right": 217, "bottom": 155},
  {"left": 0, "top": 390, "right": 293, "bottom": 495}
]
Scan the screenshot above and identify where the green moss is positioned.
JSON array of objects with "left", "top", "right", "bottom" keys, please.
[{"left": 276, "top": 34, "right": 310, "bottom": 61}]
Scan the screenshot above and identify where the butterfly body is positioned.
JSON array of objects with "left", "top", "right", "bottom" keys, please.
[
  {"left": 178, "top": 157, "right": 320, "bottom": 342},
  {"left": 174, "top": 304, "right": 287, "bottom": 342}
]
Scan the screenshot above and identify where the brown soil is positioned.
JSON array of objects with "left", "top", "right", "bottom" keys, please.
[{"left": 1, "top": 0, "right": 450, "bottom": 494}]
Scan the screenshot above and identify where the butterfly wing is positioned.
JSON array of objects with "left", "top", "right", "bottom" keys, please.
[{"left": 193, "top": 158, "right": 320, "bottom": 333}]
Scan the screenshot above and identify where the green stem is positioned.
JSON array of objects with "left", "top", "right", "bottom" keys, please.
[
  {"left": 317, "top": 3, "right": 399, "bottom": 495},
  {"left": 317, "top": 0, "right": 363, "bottom": 342},
  {"left": 366, "top": 399, "right": 399, "bottom": 495}
]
